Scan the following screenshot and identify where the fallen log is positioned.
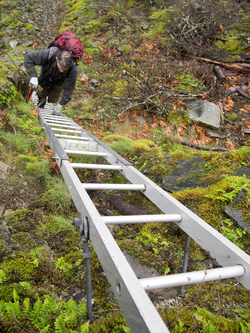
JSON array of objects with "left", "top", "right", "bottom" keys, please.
[
  {"left": 181, "top": 43, "right": 250, "bottom": 63},
  {"left": 197, "top": 57, "right": 250, "bottom": 73},
  {"left": 95, "top": 192, "right": 153, "bottom": 216}
]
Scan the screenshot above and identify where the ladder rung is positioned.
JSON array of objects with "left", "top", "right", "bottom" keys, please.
[
  {"left": 47, "top": 123, "right": 78, "bottom": 129},
  {"left": 55, "top": 134, "right": 90, "bottom": 140},
  {"left": 71, "top": 163, "right": 122, "bottom": 170},
  {"left": 65, "top": 150, "right": 107, "bottom": 157},
  {"left": 43, "top": 116, "right": 70, "bottom": 123},
  {"left": 52, "top": 128, "right": 82, "bottom": 134},
  {"left": 102, "top": 214, "right": 182, "bottom": 224},
  {"left": 46, "top": 120, "right": 75, "bottom": 126},
  {"left": 82, "top": 183, "right": 146, "bottom": 191},
  {"left": 139, "top": 265, "right": 245, "bottom": 290}
]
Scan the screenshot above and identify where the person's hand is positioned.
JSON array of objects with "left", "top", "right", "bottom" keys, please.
[
  {"left": 53, "top": 104, "right": 62, "bottom": 116},
  {"left": 29, "top": 77, "right": 38, "bottom": 90}
]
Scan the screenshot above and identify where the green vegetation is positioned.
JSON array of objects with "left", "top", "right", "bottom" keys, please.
[
  {"left": 0, "top": 0, "right": 249, "bottom": 331},
  {"left": 0, "top": 290, "right": 89, "bottom": 332}
]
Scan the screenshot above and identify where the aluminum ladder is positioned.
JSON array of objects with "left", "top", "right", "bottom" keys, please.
[{"left": 37, "top": 101, "right": 250, "bottom": 333}]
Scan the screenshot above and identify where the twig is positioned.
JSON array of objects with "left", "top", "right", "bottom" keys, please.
[{"left": 167, "top": 137, "right": 229, "bottom": 152}]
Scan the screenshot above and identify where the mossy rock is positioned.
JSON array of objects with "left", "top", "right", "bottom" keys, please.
[
  {"left": 103, "top": 135, "right": 134, "bottom": 154},
  {"left": 24, "top": 23, "right": 34, "bottom": 31},
  {"left": 0, "top": 252, "right": 36, "bottom": 283},
  {"left": 5, "top": 209, "right": 34, "bottom": 232},
  {"left": 0, "top": 62, "right": 24, "bottom": 107}
]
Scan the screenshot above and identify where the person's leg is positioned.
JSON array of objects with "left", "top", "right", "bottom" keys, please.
[
  {"left": 37, "top": 84, "right": 49, "bottom": 108},
  {"left": 47, "top": 84, "right": 63, "bottom": 104}
]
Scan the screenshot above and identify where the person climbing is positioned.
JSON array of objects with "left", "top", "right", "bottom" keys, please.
[{"left": 24, "top": 46, "right": 78, "bottom": 115}]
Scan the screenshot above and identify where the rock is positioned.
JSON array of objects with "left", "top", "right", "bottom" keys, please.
[
  {"left": 0, "top": 161, "right": 8, "bottom": 180},
  {"left": 188, "top": 100, "right": 221, "bottom": 129},
  {"left": 4, "top": 209, "right": 13, "bottom": 217},
  {"left": 235, "top": 167, "right": 250, "bottom": 178},
  {"left": 155, "top": 155, "right": 208, "bottom": 192},
  {"left": 123, "top": 251, "right": 178, "bottom": 301},
  {"left": 0, "top": 221, "right": 26, "bottom": 261},
  {"left": 123, "top": 250, "right": 159, "bottom": 279},
  {"left": 78, "top": 73, "right": 88, "bottom": 81},
  {"left": 223, "top": 207, "right": 250, "bottom": 235},
  {"left": 0, "top": 206, "right": 4, "bottom": 217},
  {"left": 232, "top": 188, "right": 247, "bottom": 205},
  {"left": 136, "top": 116, "right": 147, "bottom": 127},
  {"left": 89, "top": 78, "right": 99, "bottom": 87},
  {"left": 9, "top": 40, "right": 18, "bottom": 48},
  {"left": 66, "top": 287, "right": 86, "bottom": 303},
  {"left": 91, "top": 40, "right": 102, "bottom": 47},
  {"left": 205, "top": 128, "right": 224, "bottom": 139}
]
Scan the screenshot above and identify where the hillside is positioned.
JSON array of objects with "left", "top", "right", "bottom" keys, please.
[{"left": 0, "top": 0, "right": 250, "bottom": 332}]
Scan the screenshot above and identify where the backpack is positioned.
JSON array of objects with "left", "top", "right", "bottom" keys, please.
[{"left": 48, "top": 30, "right": 84, "bottom": 60}]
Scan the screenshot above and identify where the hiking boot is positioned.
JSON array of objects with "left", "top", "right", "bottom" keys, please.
[
  {"left": 37, "top": 97, "right": 46, "bottom": 108},
  {"left": 52, "top": 109, "right": 62, "bottom": 116}
]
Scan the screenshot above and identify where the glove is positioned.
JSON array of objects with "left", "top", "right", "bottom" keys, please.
[
  {"left": 53, "top": 104, "right": 63, "bottom": 116},
  {"left": 29, "top": 77, "right": 38, "bottom": 89}
]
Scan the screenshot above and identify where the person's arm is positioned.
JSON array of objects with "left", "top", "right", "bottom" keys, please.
[
  {"left": 59, "top": 66, "right": 78, "bottom": 106},
  {"left": 24, "top": 49, "right": 50, "bottom": 78}
]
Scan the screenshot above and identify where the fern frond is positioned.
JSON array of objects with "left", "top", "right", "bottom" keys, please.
[
  {"left": 31, "top": 297, "right": 42, "bottom": 323},
  {"left": 79, "top": 321, "right": 90, "bottom": 333},
  {"left": 13, "top": 289, "right": 19, "bottom": 302},
  {"left": 42, "top": 295, "right": 62, "bottom": 314},
  {"left": 64, "top": 311, "right": 77, "bottom": 328},
  {"left": 76, "top": 303, "right": 87, "bottom": 317},
  {"left": 55, "top": 313, "right": 67, "bottom": 333},
  {"left": 64, "top": 298, "right": 77, "bottom": 312},
  {"left": 40, "top": 324, "right": 50, "bottom": 333},
  {"left": 0, "top": 300, "right": 6, "bottom": 313},
  {"left": 5, "top": 301, "right": 20, "bottom": 319},
  {"left": 23, "top": 298, "right": 30, "bottom": 313}
]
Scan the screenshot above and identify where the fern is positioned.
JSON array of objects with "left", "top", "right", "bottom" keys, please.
[
  {"left": 5, "top": 301, "right": 20, "bottom": 319},
  {"left": 64, "top": 311, "right": 77, "bottom": 328},
  {"left": 42, "top": 295, "right": 62, "bottom": 314},
  {"left": 23, "top": 298, "right": 30, "bottom": 314},
  {"left": 240, "top": 322, "right": 250, "bottom": 333},
  {"left": 76, "top": 302, "right": 87, "bottom": 316},
  {"left": 0, "top": 290, "right": 88, "bottom": 332},
  {"left": 20, "top": 281, "right": 31, "bottom": 290},
  {"left": 38, "top": 315, "right": 51, "bottom": 330},
  {"left": 13, "top": 288, "right": 19, "bottom": 302},
  {"left": 0, "top": 269, "right": 7, "bottom": 283},
  {"left": 55, "top": 313, "right": 67, "bottom": 333},
  {"left": 64, "top": 298, "right": 78, "bottom": 313},
  {"left": 31, "top": 297, "right": 42, "bottom": 323},
  {"left": 0, "top": 299, "right": 6, "bottom": 313},
  {"left": 79, "top": 322, "right": 90, "bottom": 333},
  {"left": 40, "top": 325, "right": 50, "bottom": 333}
]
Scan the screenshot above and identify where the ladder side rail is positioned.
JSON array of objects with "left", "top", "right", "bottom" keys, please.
[
  {"left": 77, "top": 125, "right": 250, "bottom": 289},
  {"left": 39, "top": 116, "right": 250, "bottom": 290},
  {"left": 60, "top": 159, "right": 170, "bottom": 333},
  {"left": 40, "top": 121, "right": 69, "bottom": 163},
  {"left": 38, "top": 114, "right": 170, "bottom": 333},
  {"left": 121, "top": 165, "right": 250, "bottom": 290}
]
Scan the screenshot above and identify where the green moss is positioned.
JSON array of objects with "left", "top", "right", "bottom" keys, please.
[
  {"left": 225, "top": 112, "right": 238, "bottom": 122},
  {"left": 90, "top": 313, "right": 129, "bottom": 332},
  {"left": 24, "top": 23, "right": 34, "bottom": 31},
  {"left": 215, "top": 38, "right": 245, "bottom": 55},
  {"left": 175, "top": 74, "right": 206, "bottom": 93},
  {"left": 103, "top": 135, "right": 134, "bottom": 154},
  {"left": 5, "top": 209, "right": 34, "bottom": 232},
  {"left": 1, "top": 253, "right": 36, "bottom": 283}
]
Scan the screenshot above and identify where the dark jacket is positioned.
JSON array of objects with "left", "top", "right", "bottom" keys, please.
[{"left": 24, "top": 47, "right": 78, "bottom": 105}]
